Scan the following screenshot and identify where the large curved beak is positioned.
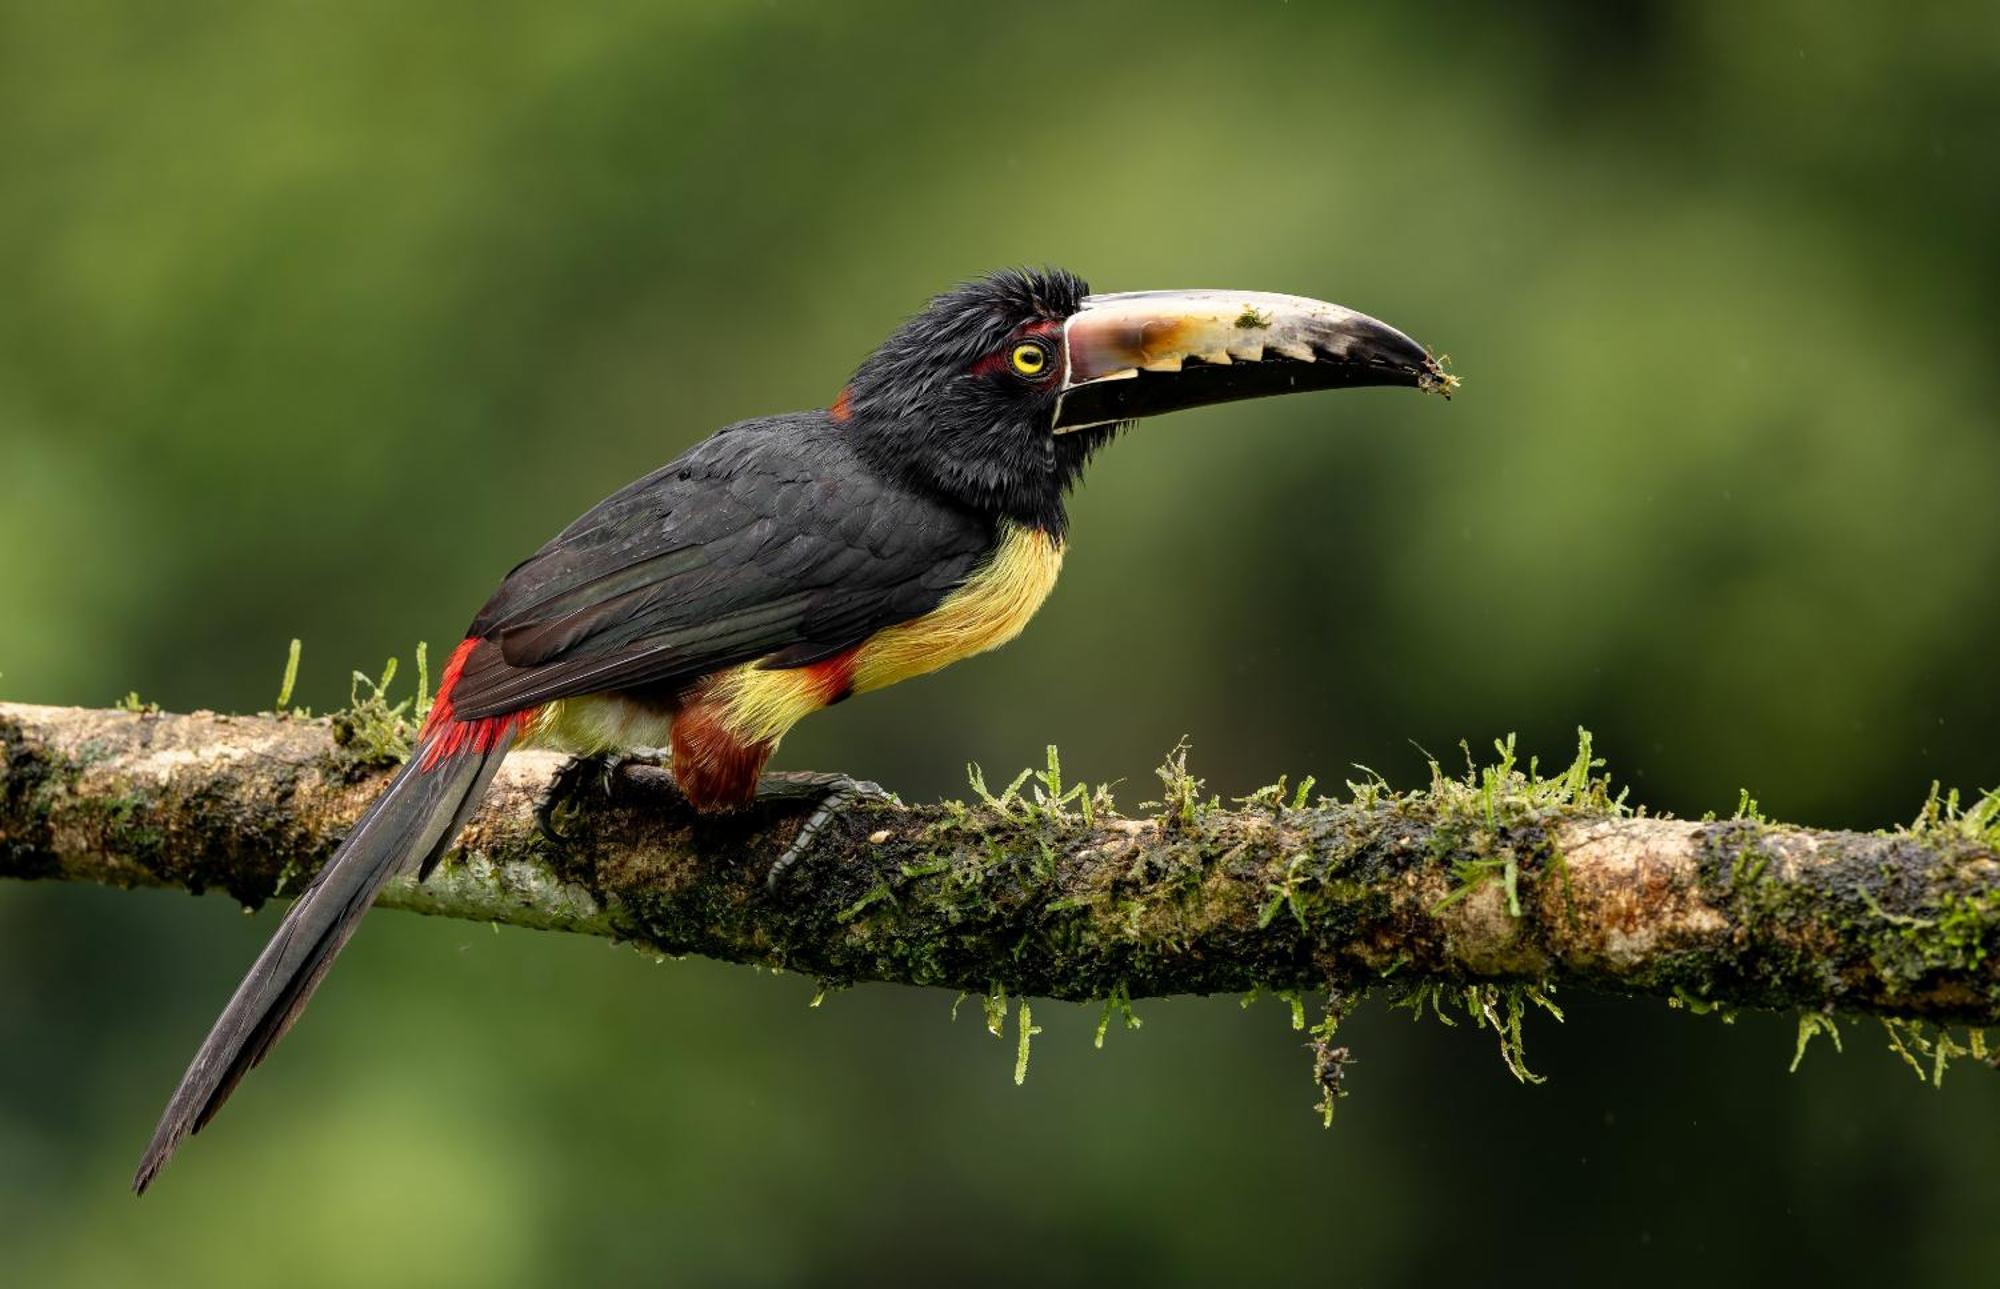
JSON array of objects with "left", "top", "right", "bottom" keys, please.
[{"left": 1053, "top": 289, "right": 1454, "bottom": 433}]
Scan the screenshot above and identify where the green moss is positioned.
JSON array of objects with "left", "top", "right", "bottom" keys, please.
[
  {"left": 273, "top": 637, "right": 303, "bottom": 711},
  {"left": 1909, "top": 780, "right": 2000, "bottom": 849},
  {"left": 1258, "top": 854, "right": 1312, "bottom": 930},
  {"left": 1477, "top": 982, "right": 1564, "bottom": 1084},
  {"left": 1093, "top": 986, "right": 1141, "bottom": 1049},
  {"left": 1234, "top": 305, "right": 1271, "bottom": 329},
  {"left": 1422, "top": 729, "right": 1627, "bottom": 824},
  {"left": 319, "top": 645, "right": 435, "bottom": 772},
  {"left": 965, "top": 762, "right": 1034, "bottom": 821},
  {"left": 1013, "top": 999, "right": 1041, "bottom": 1085},
  {"left": 1309, "top": 988, "right": 1359, "bottom": 1126},
  {"left": 70, "top": 787, "right": 169, "bottom": 867},
  {"left": 1793, "top": 780, "right": 2000, "bottom": 1010},
  {"left": 1386, "top": 979, "right": 1563, "bottom": 1084},
  {"left": 982, "top": 983, "right": 1008, "bottom": 1037},
  {"left": 1145, "top": 738, "right": 1219, "bottom": 832},
  {"left": 1420, "top": 730, "right": 1623, "bottom": 917},
  {"left": 1790, "top": 1011, "right": 1842, "bottom": 1072},
  {"left": 56, "top": 692, "right": 2000, "bottom": 1116},
  {"left": 1667, "top": 986, "right": 1737, "bottom": 1022},
  {"left": 834, "top": 880, "right": 894, "bottom": 924},
  {"left": 1877, "top": 1017, "right": 1989, "bottom": 1087},
  {"left": 1391, "top": 981, "right": 1460, "bottom": 1027},
  {"left": 1674, "top": 773, "right": 2000, "bottom": 1082}
]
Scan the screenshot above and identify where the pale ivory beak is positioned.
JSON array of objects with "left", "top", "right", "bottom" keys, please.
[{"left": 1053, "top": 289, "right": 1453, "bottom": 432}]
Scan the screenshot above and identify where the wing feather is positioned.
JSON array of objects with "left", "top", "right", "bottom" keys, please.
[{"left": 449, "top": 413, "right": 993, "bottom": 719}]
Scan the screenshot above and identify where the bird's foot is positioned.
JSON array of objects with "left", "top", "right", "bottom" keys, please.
[
  {"left": 536, "top": 748, "right": 669, "bottom": 847},
  {"left": 757, "top": 771, "right": 892, "bottom": 891}
]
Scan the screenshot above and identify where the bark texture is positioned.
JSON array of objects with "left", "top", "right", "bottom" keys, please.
[{"left": 6, "top": 701, "right": 2000, "bottom": 1025}]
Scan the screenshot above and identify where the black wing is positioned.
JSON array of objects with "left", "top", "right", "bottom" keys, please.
[{"left": 448, "top": 413, "right": 994, "bottom": 719}]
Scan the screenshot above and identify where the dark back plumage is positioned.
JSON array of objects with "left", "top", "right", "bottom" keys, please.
[{"left": 452, "top": 412, "right": 996, "bottom": 718}]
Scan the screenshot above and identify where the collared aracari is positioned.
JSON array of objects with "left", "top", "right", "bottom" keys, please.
[{"left": 133, "top": 268, "right": 1449, "bottom": 1191}]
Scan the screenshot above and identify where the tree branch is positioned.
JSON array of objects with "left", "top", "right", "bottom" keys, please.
[{"left": 6, "top": 702, "right": 2000, "bottom": 1035}]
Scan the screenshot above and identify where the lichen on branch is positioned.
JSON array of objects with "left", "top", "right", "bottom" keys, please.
[{"left": 5, "top": 695, "right": 2000, "bottom": 1105}]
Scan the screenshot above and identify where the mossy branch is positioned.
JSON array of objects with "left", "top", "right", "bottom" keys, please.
[{"left": 7, "top": 703, "right": 2000, "bottom": 1046}]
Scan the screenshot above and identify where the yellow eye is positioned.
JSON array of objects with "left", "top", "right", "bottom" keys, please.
[{"left": 1011, "top": 342, "right": 1049, "bottom": 377}]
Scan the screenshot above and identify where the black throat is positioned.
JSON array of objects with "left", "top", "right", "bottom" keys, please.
[{"left": 846, "top": 411, "right": 1115, "bottom": 537}]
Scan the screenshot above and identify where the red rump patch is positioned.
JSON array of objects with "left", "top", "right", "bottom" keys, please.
[
  {"left": 829, "top": 386, "right": 854, "bottom": 423},
  {"left": 418, "top": 638, "right": 540, "bottom": 770}
]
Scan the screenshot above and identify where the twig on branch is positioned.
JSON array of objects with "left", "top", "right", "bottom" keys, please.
[{"left": 5, "top": 702, "right": 2000, "bottom": 1090}]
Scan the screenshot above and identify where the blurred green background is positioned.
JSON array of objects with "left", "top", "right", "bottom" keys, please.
[{"left": 4, "top": 1, "right": 1998, "bottom": 1284}]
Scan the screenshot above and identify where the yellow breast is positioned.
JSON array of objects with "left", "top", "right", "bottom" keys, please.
[
  {"left": 710, "top": 522, "right": 1064, "bottom": 745},
  {"left": 850, "top": 522, "right": 1064, "bottom": 695}
]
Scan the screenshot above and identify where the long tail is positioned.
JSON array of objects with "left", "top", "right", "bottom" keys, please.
[{"left": 131, "top": 728, "right": 512, "bottom": 1194}]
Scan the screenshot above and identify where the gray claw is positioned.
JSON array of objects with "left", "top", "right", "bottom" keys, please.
[{"left": 760, "top": 772, "right": 890, "bottom": 890}]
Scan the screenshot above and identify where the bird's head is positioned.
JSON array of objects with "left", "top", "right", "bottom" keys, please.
[{"left": 839, "top": 267, "right": 1452, "bottom": 534}]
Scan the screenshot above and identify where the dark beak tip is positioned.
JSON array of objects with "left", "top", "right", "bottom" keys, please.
[{"left": 1351, "top": 316, "right": 1454, "bottom": 399}]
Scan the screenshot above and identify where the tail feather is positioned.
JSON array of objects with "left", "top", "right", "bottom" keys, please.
[{"left": 132, "top": 735, "right": 509, "bottom": 1194}]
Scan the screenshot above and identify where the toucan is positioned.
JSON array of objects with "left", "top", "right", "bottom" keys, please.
[{"left": 133, "top": 267, "right": 1450, "bottom": 1191}]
